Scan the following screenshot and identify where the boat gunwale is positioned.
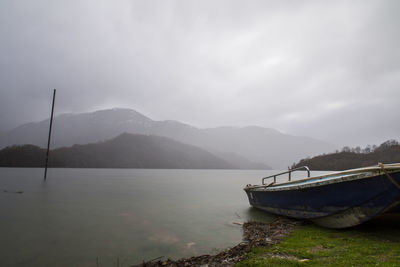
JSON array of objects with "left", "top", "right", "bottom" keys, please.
[{"left": 245, "top": 163, "right": 400, "bottom": 192}]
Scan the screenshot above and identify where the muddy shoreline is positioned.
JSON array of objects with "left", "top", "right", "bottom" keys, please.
[{"left": 132, "top": 217, "right": 302, "bottom": 267}]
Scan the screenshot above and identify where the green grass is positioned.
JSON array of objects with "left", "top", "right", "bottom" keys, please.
[{"left": 236, "top": 214, "right": 400, "bottom": 267}]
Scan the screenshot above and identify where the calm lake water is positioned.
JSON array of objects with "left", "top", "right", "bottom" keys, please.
[{"left": 0, "top": 168, "right": 316, "bottom": 267}]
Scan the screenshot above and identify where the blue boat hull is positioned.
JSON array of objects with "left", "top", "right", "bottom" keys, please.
[{"left": 245, "top": 171, "right": 400, "bottom": 228}]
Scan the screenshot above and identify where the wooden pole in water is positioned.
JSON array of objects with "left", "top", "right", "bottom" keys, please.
[{"left": 44, "top": 89, "right": 56, "bottom": 181}]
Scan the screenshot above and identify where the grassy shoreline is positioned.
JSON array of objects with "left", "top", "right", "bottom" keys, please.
[{"left": 237, "top": 214, "right": 400, "bottom": 266}]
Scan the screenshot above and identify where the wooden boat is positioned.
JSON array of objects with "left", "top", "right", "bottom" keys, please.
[{"left": 244, "top": 163, "right": 400, "bottom": 228}]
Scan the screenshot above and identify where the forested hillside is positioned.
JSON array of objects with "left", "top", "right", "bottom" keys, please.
[
  {"left": 293, "top": 140, "right": 400, "bottom": 171},
  {"left": 0, "top": 133, "right": 234, "bottom": 169}
]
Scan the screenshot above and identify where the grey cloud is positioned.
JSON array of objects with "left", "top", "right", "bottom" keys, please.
[{"left": 0, "top": 0, "right": 399, "bottom": 146}]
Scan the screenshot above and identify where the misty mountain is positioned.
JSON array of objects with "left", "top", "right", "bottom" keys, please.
[
  {"left": 198, "top": 126, "right": 336, "bottom": 169},
  {"left": 0, "top": 108, "right": 336, "bottom": 168},
  {"left": 213, "top": 151, "right": 272, "bottom": 170},
  {"left": 0, "top": 133, "right": 234, "bottom": 169}
]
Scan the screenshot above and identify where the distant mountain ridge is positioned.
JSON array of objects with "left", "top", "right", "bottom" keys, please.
[
  {"left": 0, "top": 108, "right": 336, "bottom": 168},
  {"left": 0, "top": 133, "right": 234, "bottom": 169}
]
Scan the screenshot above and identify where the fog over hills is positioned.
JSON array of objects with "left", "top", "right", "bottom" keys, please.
[{"left": 0, "top": 108, "right": 337, "bottom": 168}]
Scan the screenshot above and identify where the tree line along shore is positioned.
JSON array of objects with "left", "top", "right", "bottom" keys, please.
[{"left": 293, "top": 139, "right": 400, "bottom": 171}]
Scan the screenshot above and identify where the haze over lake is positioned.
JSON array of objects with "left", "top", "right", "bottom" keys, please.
[{"left": 1, "top": 168, "right": 320, "bottom": 267}]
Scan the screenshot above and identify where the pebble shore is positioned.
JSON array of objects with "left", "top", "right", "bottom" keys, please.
[{"left": 132, "top": 217, "right": 302, "bottom": 267}]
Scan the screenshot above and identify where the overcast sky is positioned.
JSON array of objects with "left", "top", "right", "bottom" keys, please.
[{"left": 0, "top": 0, "right": 399, "bottom": 147}]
